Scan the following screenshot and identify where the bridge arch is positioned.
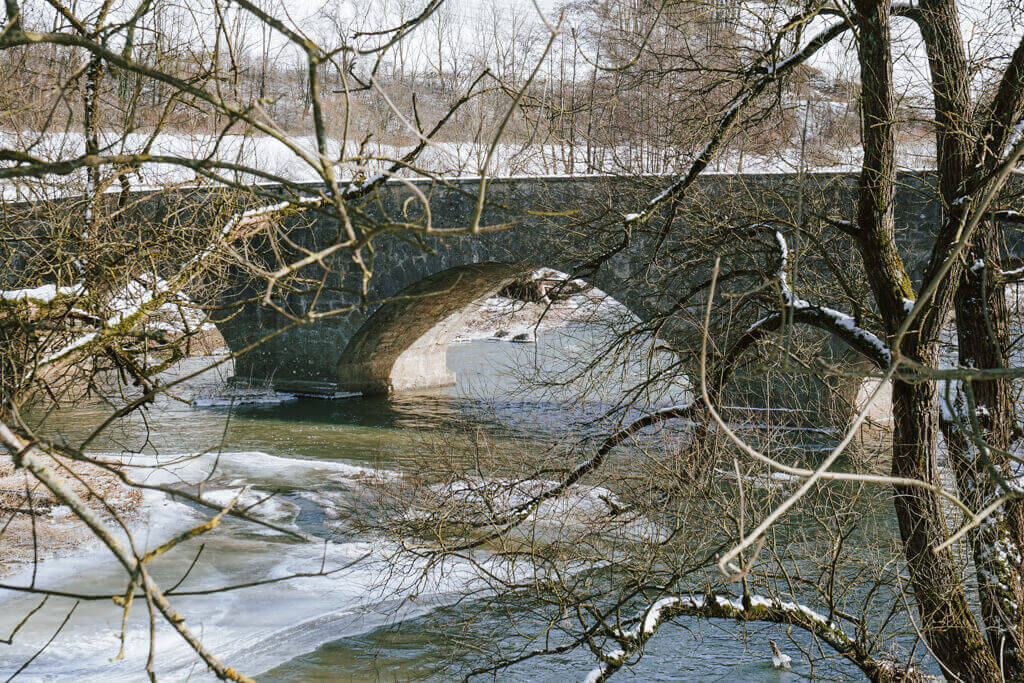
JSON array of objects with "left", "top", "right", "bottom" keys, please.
[
  {"left": 337, "top": 263, "right": 528, "bottom": 394},
  {"left": 212, "top": 173, "right": 952, "bottom": 425},
  {"left": 334, "top": 262, "right": 642, "bottom": 395}
]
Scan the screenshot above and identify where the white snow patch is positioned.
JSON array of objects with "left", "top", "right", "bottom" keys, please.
[{"left": 0, "top": 283, "right": 86, "bottom": 303}]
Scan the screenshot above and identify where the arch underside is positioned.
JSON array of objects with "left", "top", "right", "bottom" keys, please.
[{"left": 336, "top": 263, "right": 533, "bottom": 394}]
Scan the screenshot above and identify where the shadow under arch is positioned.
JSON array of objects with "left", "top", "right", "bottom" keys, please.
[{"left": 337, "top": 263, "right": 534, "bottom": 394}]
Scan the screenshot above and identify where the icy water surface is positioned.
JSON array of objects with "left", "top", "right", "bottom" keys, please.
[{"left": 0, "top": 324, "right": 880, "bottom": 681}]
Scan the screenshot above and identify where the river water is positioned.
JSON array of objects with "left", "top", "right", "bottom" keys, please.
[{"left": 0, "top": 323, "right": 894, "bottom": 681}]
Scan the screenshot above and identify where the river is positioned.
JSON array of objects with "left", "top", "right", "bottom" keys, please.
[{"left": 0, "top": 322, "right": 899, "bottom": 681}]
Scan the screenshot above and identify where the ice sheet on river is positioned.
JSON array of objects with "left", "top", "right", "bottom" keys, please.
[{"left": 0, "top": 450, "right": 622, "bottom": 680}]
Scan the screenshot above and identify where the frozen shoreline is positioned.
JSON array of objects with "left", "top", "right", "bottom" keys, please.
[
  {"left": 0, "top": 447, "right": 638, "bottom": 680},
  {"left": 451, "top": 290, "right": 622, "bottom": 344}
]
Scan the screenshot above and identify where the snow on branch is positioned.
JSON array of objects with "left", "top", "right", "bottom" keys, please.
[
  {"left": 773, "top": 231, "right": 891, "bottom": 368},
  {"left": 0, "top": 283, "right": 86, "bottom": 304},
  {"left": 998, "top": 263, "right": 1024, "bottom": 282},
  {"left": 343, "top": 173, "right": 386, "bottom": 198},
  {"left": 824, "top": 217, "right": 860, "bottom": 238},
  {"left": 584, "top": 592, "right": 930, "bottom": 682},
  {"left": 29, "top": 198, "right": 319, "bottom": 378},
  {"left": 791, "top": 304, "right": 891, "bottom": 367},
  {"left": 994, "top": 209, "right": 1024, "bottom": 224}
]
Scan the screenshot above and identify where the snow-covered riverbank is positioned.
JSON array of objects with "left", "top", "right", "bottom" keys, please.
[
  {"left": 0, "top": 455, "right": 145, "bottom": 578},
  {"left": 451, "top": 290, "right": 619, "bottom": 344}
]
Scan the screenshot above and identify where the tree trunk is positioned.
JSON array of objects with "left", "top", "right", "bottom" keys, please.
[
  {"left": 915, "top": 0, "right": 1024, "bottom": 668},
  {"left": 852, "top": 0, "right": 1001, "bottom": 677},
  {"left": 953, "top": 228, "right": 1024, "bottom": 675},
  {"left": 892, "top": 379, "right": 1002, "bottom": 681}
]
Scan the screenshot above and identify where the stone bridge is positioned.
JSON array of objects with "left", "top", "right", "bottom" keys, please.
[{"left": 210, "top": 171, "right": 984, "bottom": 408}]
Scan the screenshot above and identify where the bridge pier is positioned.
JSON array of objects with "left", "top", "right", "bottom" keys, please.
[
  {"left": 336, "top": 307, "right": 470, "bottom": 395},
  {"left": 337, "top": 349, "right": 456, "bottom": 395}
]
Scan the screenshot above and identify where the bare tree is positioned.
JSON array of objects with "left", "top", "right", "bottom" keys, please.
[
  {"left": 5, "top": 0, "right": 1024, "bottom": 680},
  {"left": 0, "top": 0, "right": 564, "bottom": 678},
  {"left": 345, "top": 0, "right": 1024, "bottom": 680}
]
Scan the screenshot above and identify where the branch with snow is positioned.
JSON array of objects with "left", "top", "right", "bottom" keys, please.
[
  {"left": 584, "top": 592, "right": 932, "bottom": 682},
  {"left": 823, "top": 217, "right": 860, "bottom": 238},
  {"left": 998, "top": 263, "right": 1024, "bottom": 283},
  {"left": 26, "top": 198, "right": 318, "bottom": 380},
  {"left": 0, "top": 283, "right": 87, "bottom": 304},
  {"left": 772, "top": 231, "right": 891, "bottom": 368},
  {"left": 994, "top": 209, "right": 1024, "bottom": 225}
]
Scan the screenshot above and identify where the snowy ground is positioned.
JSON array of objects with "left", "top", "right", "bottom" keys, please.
[
  {"left": 451, "top": 288, "right": 622, "bottom": 344},
  {"left": 1, "top": 129, "right": 943, "bottom": 202}
]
